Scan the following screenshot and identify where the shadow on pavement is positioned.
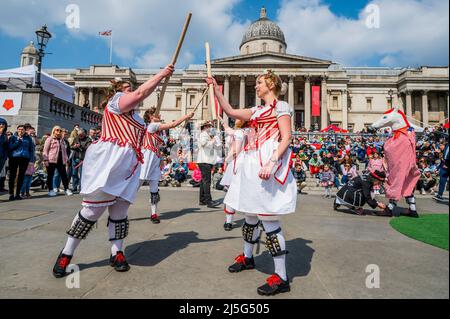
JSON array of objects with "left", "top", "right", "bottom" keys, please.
[
  {"left": 125, "top": 231, "right": 236, "bottom": 267},
  {"left": 78, "top": 231, "right": 236, "bottom": 271},
  {"left": 129, "top": 207, "right": 219, "bottom": 222},
  {"left": 253, "top": 237, "right": 315, "bottom": 283}
]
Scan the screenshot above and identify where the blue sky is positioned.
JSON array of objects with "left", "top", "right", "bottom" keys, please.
[{"left": 0, "top": 0, "right": 448, "bottom": 70}]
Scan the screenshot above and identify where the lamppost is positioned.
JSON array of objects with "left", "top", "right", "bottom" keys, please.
[
  {"left": 388, "top": 89, "right": 394, "bottom": 108},
  {"left": 34, "top": 25, "right": 52, "bottom": 88}
]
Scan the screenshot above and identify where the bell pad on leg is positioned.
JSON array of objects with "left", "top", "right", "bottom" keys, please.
[
  {"left": 242, "top": 222, "right": 260, "bottom": 244},
  {"left": 265, "top": 227, "right": 288, "bottom": 257},
  {"left": 108, "top": 217, "right": 129, "bottom": 241},
  {"left": 67, "top": 212, "right": 96, "bottom": 240}
]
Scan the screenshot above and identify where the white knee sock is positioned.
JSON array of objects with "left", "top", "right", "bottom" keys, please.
[
  {"left": 243, "top": 215, "right": 260, "bottom": 259},
  {"left": 149, "top": 180, "right": 159, "bottom": 217},
  {"left": 263, "top": 220, "right": 287, "bottom": 281},
  {"left": 108, "top": 200, "right": 130, "bottom": 256},
  {"left": 62, "top": 206, "right": 107, "bottom": 256},
  {"left": 225, "top": 205, "right": 235, "bottom": 224},
  {"left": 406, "top": 196, "right": 416, "bottom": 211}
]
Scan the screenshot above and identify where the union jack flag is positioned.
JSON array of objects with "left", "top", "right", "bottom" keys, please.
[{"left": 99, "top": 30, "right": 112, "bottom": 36}]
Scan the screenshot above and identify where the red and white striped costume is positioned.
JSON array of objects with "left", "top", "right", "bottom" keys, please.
[
  {"left": 223, "top": 100, "right": 297, "bottom": 220},
  {"left": 140, "top": 123, "right": 164, "bottom": 181},
  {"left": 81, "top": 92, "right": 146, "bottom": 207}
]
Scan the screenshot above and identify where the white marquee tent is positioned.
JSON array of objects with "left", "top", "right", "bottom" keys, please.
[{"left": 0, "top": 65, "right": 74, "bottom": 103}]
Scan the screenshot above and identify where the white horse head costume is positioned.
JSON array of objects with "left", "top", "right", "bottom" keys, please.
[{"left": 371, "top": 106, "right": 424, "bottom": 132}]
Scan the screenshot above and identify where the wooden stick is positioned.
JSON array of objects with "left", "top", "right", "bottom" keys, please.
[
  {"left": 183, "top": 88, "right": 208, "bottom": 129},
  {"left": 156, "top": 12, "right": 192, "bottom": 115},
  {"left": 205, "top": 42, "right": 217, "bottom": 122}
]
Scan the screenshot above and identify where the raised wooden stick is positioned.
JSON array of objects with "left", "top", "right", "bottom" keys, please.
[
  {"left": 156, "top": 12, "right": 192, "bottom": 115},
  {"left": 205, "top": 42, "right": 217, "bottom": 123},
  {"left": 183, "top": 88, "right": 208, "bottom": 129}
]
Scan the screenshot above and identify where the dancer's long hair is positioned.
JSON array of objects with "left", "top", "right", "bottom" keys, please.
[{"left": 143, "top": 107, "right": 157, "bottom": 124}]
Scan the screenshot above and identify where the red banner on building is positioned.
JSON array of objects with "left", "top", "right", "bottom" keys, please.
[
  {"left": 214, "top": 85, "right": 223, "bottom": 117},
  {"left": 312, "top": 86, "right": 321, "bottom": 117}
]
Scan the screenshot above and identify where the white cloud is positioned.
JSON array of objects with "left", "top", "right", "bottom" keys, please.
[
  {"left": 0, "top": 0, "right": 249, "bottom": 68},
  {"left": 277, "top": 0, "right": 449, "bottom": 67},
  {"left": 1, "top": 0, "right": 447, "bottom": 68}
]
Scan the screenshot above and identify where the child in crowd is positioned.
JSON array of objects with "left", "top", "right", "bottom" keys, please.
[
  {"left": 20, "top": 161, "right": 35, "bottom": 198},
  {"left": 320, "top": 164, "right": 335, "bottom": 198}
]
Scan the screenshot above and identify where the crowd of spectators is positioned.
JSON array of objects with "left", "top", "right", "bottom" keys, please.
[{"left": 1, "top": 117, "right": 448, "bottom": 201}]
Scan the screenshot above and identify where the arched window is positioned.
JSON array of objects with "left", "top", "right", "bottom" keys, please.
[
  {"left": 246, "top": 45, "right": 250, "bottom": 54},
  {"left": 262, "top": 42, "right": 267, "bottom": 52}
]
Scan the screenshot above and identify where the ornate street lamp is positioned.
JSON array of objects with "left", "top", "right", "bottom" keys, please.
[
  {"left": 388, "top": 89, "right": 394, "bottom": 108},
  {"left": 34, "top": 25, "right": 52, "bottom": 88}
]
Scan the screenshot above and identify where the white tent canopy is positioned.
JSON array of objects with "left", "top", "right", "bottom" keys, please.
[{"left": 0, "top": 65, "right": 74, "bottom": 103}]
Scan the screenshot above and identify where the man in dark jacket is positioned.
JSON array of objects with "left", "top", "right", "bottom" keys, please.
[
  {"left": 334, "top": 170, "right": 386, "bottom": 215},
  {"left": 70, "top": 128, "right": 92, "bottom": 192},
  {"left": 8, "top": 125, "right": 35, "bottom": 200},
  {"left": 0, "top": 118, "right": 8, "bottom": 173},
  {"left": 433, "top": 144, "right": 449, "bottom": 201}
]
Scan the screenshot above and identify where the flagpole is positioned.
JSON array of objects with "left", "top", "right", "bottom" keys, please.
[{"left": 109, "top": 32, "right": 113, "bottom": 65}]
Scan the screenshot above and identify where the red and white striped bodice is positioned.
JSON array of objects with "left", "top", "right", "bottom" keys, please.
[
  {"left": 142, "top": 130, "right": 164, "bottom": 156},
  {"left": 244, "top": 103, "right": 280, "bottom": 152},
  {"left": 99, "top": 106, "right": 146, "bottom": 163}
]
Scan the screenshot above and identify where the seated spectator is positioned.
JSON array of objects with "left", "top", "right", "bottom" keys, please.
[
  {"left": 308, "top": 153, "right": 323, "bottom": 178},
  {"left": 367, "top": 152, "right": 386, "bottom": 173},
  {"left": 189, "top": 166, "right": 202, "bottom": 188},
  {"left": 212, "top": 166, "right": 224, "bottom": 190},
  {"left": 340, "top": 163, "right": 358, "bottom": 185},
  {"left": 291, "top": 162, "right": 307, "bottom": 194},
  {"left": 172, "top": 158, "right": 188, "bottom": 183},
  {"left": 417, "top": 168, "right": 437, "bottom": 195}
]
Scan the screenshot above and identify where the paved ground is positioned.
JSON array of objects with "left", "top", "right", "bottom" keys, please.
[{"left": 0, "top": 186, "right": 448, "bottom": 299}]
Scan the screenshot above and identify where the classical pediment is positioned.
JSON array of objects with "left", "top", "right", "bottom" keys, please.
[{"left": 212, "top": 52, "right": 332, "bottom": 69}]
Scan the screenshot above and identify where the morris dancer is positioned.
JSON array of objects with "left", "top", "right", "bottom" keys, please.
[
  {"left": 52, "top": 65, "right": 174, "bottom": 277},
  {"left": 220, "top": 119, "right": 249, "bottom": 231},
  {"left": 207, "top": 69, "right": 297, "bottom": 296},
  {"left": 371, "top": 107, "right": 420, "bottom": 218},
  {"left": 140, "top": 107, "right": 194, "bottom": 224}
]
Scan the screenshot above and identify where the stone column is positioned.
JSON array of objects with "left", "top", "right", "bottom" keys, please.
[
  {"left": 396, "top": 92, "right": 404, "bottom": 112},
  {"left": 321, "top": 75, "right": 328, "bottom": 130},
  {"left": 223, "top": 75, "right": 230, "bottom": 124},
  {"left": 304, "top": 75, "right": 311, "bottom": 130},
  {"left": 405, "top": 90, "right": 412, "bottom": 118},
  {"left": 288, "top": 75, "right": 295, "bottom": 130},
  {"left": 447, "top": 91, "right": 449, "bottom": 120},
  {"left": 239, "top": 75, "right": 246, "bottom": 109},
  {"left": 181, "top": 88, "right": 187, "bottom": 118},
  {"left": 75, "top": 88, "right": 80, "bottom": 105},
  {"left": 422, "top": 90, "right": 429, "bottom": 127},
  {"left": 342, "top": 90, "right": 348, "bottom": 130},
  {"left": 89, "top": 88, "right": 94, "bottom": 111}
]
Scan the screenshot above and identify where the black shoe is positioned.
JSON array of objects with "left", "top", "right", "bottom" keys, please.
[
  {"left": 207, "top": 200, "right": 221, "bottom": 208},
  {"left": 14, "top": 195, "right": 23, "bottom": 200},
  {"left": 150, "top": 214, "right": 161, "bottom": 224},
  {"left": 199, "top": 201, "right": 207, "bottom": 206},
  {"left": 228, "top": 254, "right": 255, "bottom": 273},
  {"left": 408, "top": 209, "right": 419, "bottom": 218},
  {"left": 9, "top": 195, "right": 15, "bottom": 201},
  {"left": 52, "top": 252, "right": 72, "bottom": 278},
  {"left": 257, "top": 274, "right": 290, "bottom": 296},
  {"left": 223, "top": 223, "right": 233, "bottom": 231},
  {"left": 109, "top": 251, "right": 130, "bottom": 272}
]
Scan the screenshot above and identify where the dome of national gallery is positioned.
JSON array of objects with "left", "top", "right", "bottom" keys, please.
[{"left": 240, "top": 7, "right": 287, "bottom": 55}]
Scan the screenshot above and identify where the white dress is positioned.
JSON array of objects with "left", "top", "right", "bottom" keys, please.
[
  {"left": 220, "top": 129, "right": 246, "bottom": 187},
  {"left": 81, "top": 93, "right": 146, "bottom": 206},
  {"left": 223, "top": 101, "right": 297, "bottom": 220},
  {"left": 140, "top": 123, "right": 162, "bottom": 181}
]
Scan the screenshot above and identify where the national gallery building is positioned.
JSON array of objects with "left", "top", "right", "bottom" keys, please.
[{"left": 20, "top": 8, "right": 449, "bottom": 132}]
